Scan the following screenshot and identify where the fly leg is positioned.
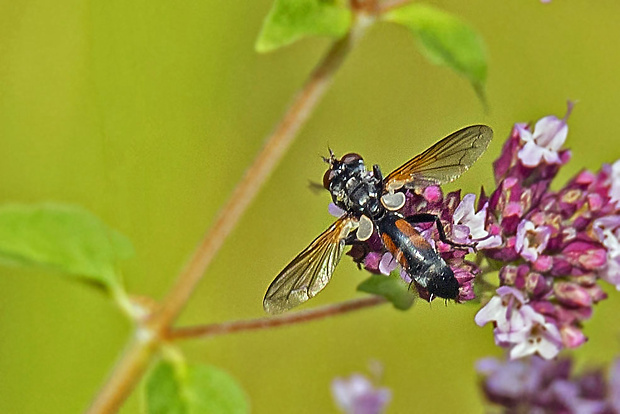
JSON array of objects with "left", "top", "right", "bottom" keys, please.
[
  {"left": 372, "top": 164, "right": 383, "bottom": 185},
  {"left": 344, "top": 233, "right": 371, "bottom": 270},
  {"left": 405, "top": 213, "right": 476, "bottom": 251}
]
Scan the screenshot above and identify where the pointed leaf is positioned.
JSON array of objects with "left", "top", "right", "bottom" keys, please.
[
  {"left": 385, "top": 4, "right": 488, "bottom": 95},
  {"left": 256, "top": 0, "right": 351, "bottom": 53},
  {"left": 0, "top": 203, "right": 133, "bottom": 290},
  {"left": 145, "top": 361, "right": 250, "bottom": 414},
  {"left": 357, "top": 273, "right": 416, "bottom": 310}
]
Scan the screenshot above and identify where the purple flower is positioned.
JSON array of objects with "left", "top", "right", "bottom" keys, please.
[
  {"left": 363, "top": 252, "right": 382, "bottom": 273},
  {"left": 609, "top": 160, "right": 620, "bottom": 205},
  {"left": 550, "top": 380, "right": 608, "bottom": 414},
  {"left": 478, "top": 354, "right": 620, "bottom": 413},
  {"left": 378, "top": 252, "right": 398, "bottom": 276},
  {"left": 476, "top": 287, "right": 563, "bottom": 359},
  {"left": 609, "top": 359, "right": 620, "bottom": 412},
  {"left": 507, "top": 306, "right": 562, "bottom": 359},
  {"left": 331, "top": 374, "right": 391, "bottom": 414},
  {"left": 452, "top": 262, "right": 476, "bottom": 301},
  {"left": 600, "top": 256, "right": 620, "bottom": 290},
  {"left": 592, "top": 215, "right": 620, "bottom": 288},
  {"left": 515, "top": 219, "right": 551, "bottom": 262},
  {"left": 452, "top": 193, "right": 501, "bottom": 249},
  {"left": 516, "top": 102, "right": 573, "bottom": 167},
  {"left": 475, "top": 286, "right": 528, "bottom": 333},
  {"left": 476, "top": 357, "right": 543, "bottom": 406},
  {"left": 560, "top": 324, "right": 587, "bottom": 348}
]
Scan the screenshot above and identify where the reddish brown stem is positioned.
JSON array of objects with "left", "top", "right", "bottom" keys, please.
[
  {"left": 168, "top": 296, "right": 388, "bottom": 341},
  {"left": 378, "top": 0, "right": 412, "bottom": 13}
]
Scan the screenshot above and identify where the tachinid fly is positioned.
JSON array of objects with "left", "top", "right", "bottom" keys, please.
[{"left": 263, "top": 125, "right": 493, "bottom": 314}]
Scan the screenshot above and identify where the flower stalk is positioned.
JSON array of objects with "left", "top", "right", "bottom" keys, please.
[{"left": 167, "top": 296, "right": 387, "bottom": 341}]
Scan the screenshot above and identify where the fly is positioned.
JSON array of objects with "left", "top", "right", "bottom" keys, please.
[{"left": 263, "top": 125, "right": 493, "bottom": 314}]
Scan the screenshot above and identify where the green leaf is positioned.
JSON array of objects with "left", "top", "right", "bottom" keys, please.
[
  {"left": 145, "top": 360, "right": 250, "bottom": 414},
  {"left": 0, "top": 203, "right": 133, "bottom": 290},
  {"left": 385, "top": 3, "right": 488, "bottom": 96},
  {"left": 357, "top": 272, "right": 416, "bottom": 310},
  {"left": 255, "top": 0, "right": 352, "bottom": 53}
]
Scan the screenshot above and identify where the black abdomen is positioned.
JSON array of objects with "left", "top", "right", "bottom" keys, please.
[{"left": 377, "top": 214, "right": 459, "bottom": 300}]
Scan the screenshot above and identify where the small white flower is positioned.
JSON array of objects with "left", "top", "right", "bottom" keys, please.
[
  {"left": 517, "top": 102, "right": 573, "bottom": 167},
  {"left": 452, "top": 193, "right": 501, "bottom": 249},
  {"left": 475, "top": 287, "right": 529, "bottom": 333},
  {"left": 593, "top": 215, "right": 620, "bottom": 289},
  {"left": 508, "top": 306, "right": 563, "bottom": 360},
  {"left": 515, "top": 220, "right": 551, "bottom": 262}
]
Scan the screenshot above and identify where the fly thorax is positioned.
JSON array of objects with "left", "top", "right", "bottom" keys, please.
[
  {"left": 324, "top": 153, "right": 382, "bottom": 215},
  {"left": 347, "top": 173, "right": 382, "bottom": 213}
]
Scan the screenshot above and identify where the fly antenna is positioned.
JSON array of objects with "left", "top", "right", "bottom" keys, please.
[{"left": 322, "top": 145, "right": 336, "bottom": 164}]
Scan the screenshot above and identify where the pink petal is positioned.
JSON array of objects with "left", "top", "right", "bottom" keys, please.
[
  {"left": 423, "top": 186, "right": 442, "bottom": 202},
  {"left": 378, "top": 253, "right": 398, "bottom": 276},
  {"left": 561, "top": 325, "right": 587, "bottom": 348}
]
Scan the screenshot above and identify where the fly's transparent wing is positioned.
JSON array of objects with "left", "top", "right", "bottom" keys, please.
[
  {"left": 384, "top": 125, "right": 493, "bottom": 190},
  {"left": 263, "top": 216, "right": 358, "bottom": 314}
]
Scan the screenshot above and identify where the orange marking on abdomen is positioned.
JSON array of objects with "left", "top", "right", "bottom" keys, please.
[
  {"left": 395, "top": 219, "right": 432, "bottom": 249},
  {"left": 382, "top": 233, "right": 406, "bottom": 267}
]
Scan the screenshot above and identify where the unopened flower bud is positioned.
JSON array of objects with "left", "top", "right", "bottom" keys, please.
[{"left": 554, "top": 282, "right": 592, "bottom": 308}]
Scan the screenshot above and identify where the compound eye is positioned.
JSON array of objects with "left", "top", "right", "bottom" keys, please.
[
  {"left": 323, "top": 169, "right": 337, "bottom": 190},
  {"left": 340, "top": 153, "right": 363, "bottom": 165}
]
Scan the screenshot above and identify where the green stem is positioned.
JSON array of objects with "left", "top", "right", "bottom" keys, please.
[
  {"left": 85, "top": 14, "right": 373, "bottom": 414},
  {"left": 110, "top": 284, "right": 139, "bottom": 321}
]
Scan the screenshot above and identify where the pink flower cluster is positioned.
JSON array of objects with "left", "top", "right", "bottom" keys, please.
[
  {"left": 346, "top": 102, "right": 619, "bottom": 360},
  {"left": 475, "top": 103, "right": 620, "bottom": 359}
]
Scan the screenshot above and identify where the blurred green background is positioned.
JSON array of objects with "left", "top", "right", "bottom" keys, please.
[{"left": 1, "top": 1, "right": 620, "bottom": 413}]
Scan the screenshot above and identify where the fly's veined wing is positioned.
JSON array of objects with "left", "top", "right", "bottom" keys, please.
[
  {"left": 384, "top": 125, "right": 493, "bottom": 190},
  {"left": 263, "top": 216, "right": 358, "bottom": 314}
]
